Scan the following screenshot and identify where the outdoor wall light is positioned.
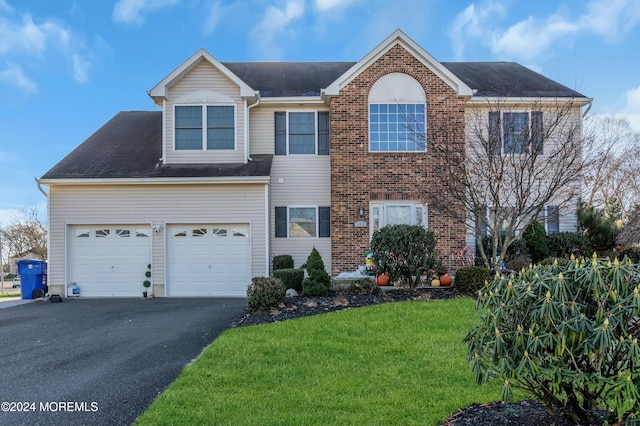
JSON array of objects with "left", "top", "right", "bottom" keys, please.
[{"left": 358, "top": 205, "right": 364, "bottom": 217}]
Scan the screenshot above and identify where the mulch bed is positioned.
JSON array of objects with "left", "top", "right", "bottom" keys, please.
[{"left": 231, "top": 287, "right": 611, "bottom": 425}]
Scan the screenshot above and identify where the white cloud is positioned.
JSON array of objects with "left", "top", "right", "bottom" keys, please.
[
  {"left": 0, "top": 14, "right": 69, "bottom": 55},
  {"left": 449, "top": 2, "right": 505, "bottom": 60},
  {"left": 314, "top": 0, "right": 360, "bottom": 12},
  {"left": 0, "top": 64, "right": 37, "bottom": 93},
  {"left": 620, "top": 85, "right": 640, "bottom": 132},
  {"left": 0, "top": 208, "right": 22, "bottom": 227},
  {"left": 112, "top": 0, "right": 180, "bottom": 26},
  {"left": 0, "top": 0, "right": 13, "bottom": 13},
  {"left": 203, "top": 0, "right": 222, "bottom": 35},
  {"left": 450, "top": 0, "right": 640, "bottom": 62},
  {"left": 0, "top": 6, "right": 100, "bottom": 91},
  {"left": 72, "top": 54, "right": 90, "bottom": 83},
  {"left": 249, "top": 0, "right": 305, "bottom": 60}
]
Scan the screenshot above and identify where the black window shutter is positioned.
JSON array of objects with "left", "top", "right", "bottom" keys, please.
[
  {"left": 275, "top": 112, "right": 286, "bottom": 155},
  {"left": 317, "top": 111, "right": 329, "bottom": 155},
  {"left": 319, "top": 206, "right": 331, "bottom": 237},
  {"left": 489, "top": 111, "right": 501, "bottom": 155},
  {"left": 531, "top": 111, "right": 543, "bottom": 154},
  {"left": 275, "top": 207, "right": 287, "bottom": 237}
]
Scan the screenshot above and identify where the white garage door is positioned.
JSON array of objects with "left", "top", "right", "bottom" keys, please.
[
  {"left": 70, "top": 225, "right": 152, "bottom": 297},
  {"left": 168, "top": 224, "right": 250, "bottom": 297}
]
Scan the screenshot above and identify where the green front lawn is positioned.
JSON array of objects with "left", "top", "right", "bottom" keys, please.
[
  {"left": 0, "top": 293, "right": 20, "bottom": 298},
  {"left": 136, "top": 297, "right": 502, "bottom": 425}
]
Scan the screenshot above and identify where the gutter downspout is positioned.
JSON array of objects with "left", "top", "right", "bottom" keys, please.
[
  {"left": 582, "top": 98, "right": 594, "bottom": 118},
  {"left": 36, "top": 178, "right": 48, "bottom": 198},
  {"left": 245, "top": 94, "right": 260, "bottom": 163}
]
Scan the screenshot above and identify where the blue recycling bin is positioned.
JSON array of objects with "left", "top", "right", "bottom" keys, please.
[{"left": 17, "top": 259, "right": 48, "bottom": 300}]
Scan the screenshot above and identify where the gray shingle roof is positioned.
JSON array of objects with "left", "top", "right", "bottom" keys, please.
[
  {"left": 40, "top": 111, "right": 272, "bottom": 180},
  {"left": 41, "top": 60, "right": 586, "bottom": 181},
  {"left": 223, "top": 62, "right": 355, "bottom": 97},
  {"left": 442, "top": 62, "right": 585, "bottom": 98}
]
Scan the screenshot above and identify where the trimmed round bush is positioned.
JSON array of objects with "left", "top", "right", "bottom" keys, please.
[
  {"left": 371, "top": 224, "right": 440, "bottom": 290},
  {"left": 272, "top": 254, "right": 294, "bottom": 271},
  {"left": 453, "top": 266, "right": 491, "bottom": 294},
  {"left": 247, "top": 277, "right": 286, "bottom": 311},
  {"left": 272, "top": 268, "right": 304, "bottom": 292},
  {"left": 302, "top": 277, "right": 329, "bottom": 297}
]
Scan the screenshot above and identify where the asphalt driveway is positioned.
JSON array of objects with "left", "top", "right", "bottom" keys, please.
[{"left": 0, "top": 298, "right": 247, "bottom": 426}]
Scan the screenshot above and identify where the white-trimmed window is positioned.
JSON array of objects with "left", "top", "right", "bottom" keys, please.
[
  {"left": 368, "top": 73, "right": 427, "bottom": 152},
  {"left": 175, "top": 105, "right": 235, "bottom": 150},
  {"left": 545, "top": 205, "right": 560, "bottom": 234},
  {"left": 275, "top": 206, "right": 331, "bottom": 238},
  {"left": 274, "top": 111, "right": 329, "bottom": 155},
  {"left": 370, "top": 202, "right": 427, "bottom": 235},
  {"left": 489, "top": 111, "right": 543, "bottom": 155}
]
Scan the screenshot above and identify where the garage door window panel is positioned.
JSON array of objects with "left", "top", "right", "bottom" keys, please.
[
  {"left": 116, "top": 229, "right": 130, "bottom": 238},
  {"left": 212, "top": 228, "right": 227, "bottom": 237},
  {"left": 96, "top": 229, "right": 110, "bottom": 238},
  {"left": 193, "top": 228, "right": 207, "bottom": 237}
]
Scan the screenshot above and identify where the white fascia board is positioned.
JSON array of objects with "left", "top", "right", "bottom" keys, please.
[
  {"left": 37, "top": 176, "right": 271, "bottom": 186},
  {"left": 258, "top": 96, "right": 328, "bottom": 105},
  {"left": 147, "top": 48, "right": 257, "bottom": 103},
  {"left": 324, "top": 29, "right": 473, "bottom": 99},
  {"left": 466, "top": 96, "right": 593, "bottom": 107}
]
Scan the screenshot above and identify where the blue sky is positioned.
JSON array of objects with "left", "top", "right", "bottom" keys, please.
[{"left": 0, "top": 0, "right": 639, "bottom": 226}]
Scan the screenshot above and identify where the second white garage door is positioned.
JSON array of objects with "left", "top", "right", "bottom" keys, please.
[{"left": 168, "top": 224, "right": 251, "bottom": 297}]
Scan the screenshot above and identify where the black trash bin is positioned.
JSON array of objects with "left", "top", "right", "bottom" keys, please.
[{"left": 17, "top": 260, "right": 48, "bottom": 300}]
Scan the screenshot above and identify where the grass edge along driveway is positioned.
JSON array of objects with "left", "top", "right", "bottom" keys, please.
[{"left": 135, "top": 297, "right": 502, "bottom": 425}]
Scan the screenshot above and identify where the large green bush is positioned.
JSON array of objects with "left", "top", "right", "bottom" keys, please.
[
  {"left": 272, "top": 254, "right": 294, "bottom": 271},
  {"left": 272, "top": 268, "right": 304, "bottom": 292},
  {"left": 453, "top": 266, "right": 491, "bottom": 294},
  {"left": 465, "top": 255, "right": 640, "bottom": 424},
  {"left": 246, "top": 277, "right": 286, "bottom": 311},
  {"left": 522, "top": 221, "right": 549, "bottom": 263},
  {"left": 547, "top": 232, "right": 589, "bottom": 259},
  {"left": 370, "top": 224, "right": 440, "bottom": 290}
]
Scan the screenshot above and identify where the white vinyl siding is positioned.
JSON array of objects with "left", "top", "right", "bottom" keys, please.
[
  {"left": 47, "top": 183, "right": 267, "bottom": 297},
  {"left": 248, "top": 105, "right": 329, "bottom": 155},
  {"left": 164, "top": 60, "right": 245, "bottom": 164},
  {"left": 270, "top": 154, "right": 331, "bottom": 273}
]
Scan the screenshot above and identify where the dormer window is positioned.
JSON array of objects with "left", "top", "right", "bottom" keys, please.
[{"left": 175, "top": 104, "right": 235, "bottom": 150}]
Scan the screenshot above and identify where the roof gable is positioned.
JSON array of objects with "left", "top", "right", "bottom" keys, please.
[
  {"left": 147, "top": 48, "right": 257, "bottom": 105},
  {"left": 324, "top": 29, "right": 473, "bottom": 98}
]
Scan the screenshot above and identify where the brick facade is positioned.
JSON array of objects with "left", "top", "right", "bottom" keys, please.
[{"left": 330, "top": 44, "right": 467, "bottom": 275}]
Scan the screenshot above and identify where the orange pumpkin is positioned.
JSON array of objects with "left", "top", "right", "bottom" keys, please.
[
  {"left": 376, "top": 273, "right": 389, "bottom": 286},
  {"left": 440, "top": 274, "right": 452, "bottom": 286}
]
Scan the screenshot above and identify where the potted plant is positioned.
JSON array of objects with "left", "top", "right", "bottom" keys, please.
[{"left": 143, "top": 264, "right": 152, "bottom": 298}]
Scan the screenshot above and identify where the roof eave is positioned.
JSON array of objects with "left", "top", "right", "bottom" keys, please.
[
  {"left": 147, "top": 48, "right": 257, "bottom": 105},
  {"left": 466, "top": 96, "right": 593, "bottom": 107},
  {"left": 37, "top": 176, "right": 271, "bottom": 186}
]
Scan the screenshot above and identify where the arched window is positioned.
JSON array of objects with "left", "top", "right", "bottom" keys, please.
[{"left": 368, "top": 73, "right": 426, "bottom": 152}]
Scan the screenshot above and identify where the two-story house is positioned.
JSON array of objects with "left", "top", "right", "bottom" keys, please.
[{"left": 38, "top": 29, "right": 590, "bottom": 298}]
